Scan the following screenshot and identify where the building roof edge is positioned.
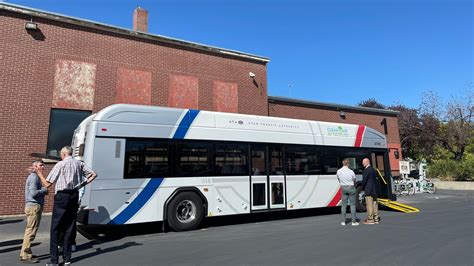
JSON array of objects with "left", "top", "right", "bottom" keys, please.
[
  {"left": 268, "top": 96, "right": 400, "bottom": 116},
  {"left": 1, "top": 2, "right": 270, "bottom": 63}
]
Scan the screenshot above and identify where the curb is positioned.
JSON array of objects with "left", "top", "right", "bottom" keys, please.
[{"left": 432, "top": 181, "right": 474, "bottom": 191}]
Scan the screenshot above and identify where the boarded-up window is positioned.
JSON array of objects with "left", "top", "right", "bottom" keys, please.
[
  {"left": 116, "top": 68, "right": 152, "bottom": 105},
  {"left": 214, "top": 81, "right": 238, "bottom": 113},
  {"left": 168, "top": 75, "right": 198, "bottom": 109},
  {"left": 53, "top": 60, "right": 96, "bottom": 110}
]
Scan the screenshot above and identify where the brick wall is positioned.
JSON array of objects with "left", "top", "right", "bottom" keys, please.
[{"left": 0, "top": 11, "right": 268, "bottom": 215}]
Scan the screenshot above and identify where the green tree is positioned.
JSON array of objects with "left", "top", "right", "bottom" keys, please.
[
  {"left": 388, "top": 104, "right": 422, "bottom": 160},
  {"left": 423, "top": 86, "right": 474, "bottom": 181},
  {"left": 358, "top": 98, "right": 386, "bottom": 109},
  {"left": 439, "top": 92, "right": 473, "bottom": 161},
  {"left": 417, "top": 91, "right": 443, "bottom": 160}
]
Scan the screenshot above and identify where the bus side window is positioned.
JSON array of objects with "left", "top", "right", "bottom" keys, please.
[
  {"left": 215, "top": 143, "right": 248, "bottom": 176},
  {"left": 125, "top": 140, "right": 172, "bottom": 179},
  {"left": 286, "top": 145, "right": 321, "bottom": 175},
  {"left": 176, "top": 142, "right": 213, "bottom": 177},
  {"left": 321, "top": 148, "right": 338, "bottom": 174}
]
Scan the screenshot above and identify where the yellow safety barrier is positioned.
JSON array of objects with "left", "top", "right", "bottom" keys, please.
[{"left": 378, "top": 198, "right": 420, "bottom": 213}]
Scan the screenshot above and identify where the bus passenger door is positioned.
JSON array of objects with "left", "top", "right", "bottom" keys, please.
[
  {"left": 250, "top": 145, "right": 286, "bottom": 211},
  {"left": 268, "top": 146, "right": 285, "bottom": 209},
  {"left": 250, "top": 146, "right": 267, "bottom": 211},
  {"left": 371, "top": 152, "right": 393, "bottom": 199}
]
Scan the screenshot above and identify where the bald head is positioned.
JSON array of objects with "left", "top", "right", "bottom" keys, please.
[{"left": 362, "top": 158, "right": 371, "bottom": 168}]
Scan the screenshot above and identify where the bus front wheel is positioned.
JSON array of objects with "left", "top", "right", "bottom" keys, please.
[{"left": 166, "top": 192, "right": 204, "bottom": 232}]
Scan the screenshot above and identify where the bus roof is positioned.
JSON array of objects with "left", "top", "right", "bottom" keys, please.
[{"left": 92, "top": 104, "right": 387, "bottom": 149}]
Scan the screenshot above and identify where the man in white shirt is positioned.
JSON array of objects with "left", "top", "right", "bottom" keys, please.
[{"left": 336, "top": 159, "right": 359, "bottom": 226}]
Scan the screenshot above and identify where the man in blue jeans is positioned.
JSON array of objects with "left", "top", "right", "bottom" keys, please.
[{"left": 336, "top": 159, "right": 359, "bottom": 226}]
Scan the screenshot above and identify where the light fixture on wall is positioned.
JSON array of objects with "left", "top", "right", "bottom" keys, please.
[
  {"left": 394, "top": 150, "right": 400, "bottom": 159},
  {"left": 25, "top": 19, "right": 39, "bottom": 31},
  {"left": 249, "top": 72, "right": 260, "bottom": 89},
  {"left": 339, "top": 110, "right": 346, "bottom": 119}
]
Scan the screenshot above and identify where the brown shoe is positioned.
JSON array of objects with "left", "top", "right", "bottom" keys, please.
[
  {"left": 363, "top": 219, "right": 375, "bottom": 225},
  {"left": 20, "top": 257, "right": 39, "bottom": 264}
]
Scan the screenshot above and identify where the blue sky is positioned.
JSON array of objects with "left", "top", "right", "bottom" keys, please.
[{"left": 5, "top": 0, "right": 472, "bottom": 108}]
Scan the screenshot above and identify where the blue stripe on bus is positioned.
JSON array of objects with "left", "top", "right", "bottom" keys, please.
[
  {"left": 173, "top": 109, "right": 200, "bottom": 139},
  {"left": 108, "top": 177, "right": 164, "bottom": 225},
  {"left": 108, "top": 109, "right": 200, "bottom": 225}
]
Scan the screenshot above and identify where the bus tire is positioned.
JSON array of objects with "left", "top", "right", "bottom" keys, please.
[
  {"left": 355, "top": 186, "right": 366, "bottom": 212},
  {"left": 166, "top": 192, "right": 204, "bottom": 232}
]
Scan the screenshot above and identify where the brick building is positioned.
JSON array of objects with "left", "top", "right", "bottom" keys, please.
[
  {"left": 0, "top": 3, "right": 400, "bottom": 215},
  {"left": 268, "top": 97, "right": 401, "bottom": 173}
]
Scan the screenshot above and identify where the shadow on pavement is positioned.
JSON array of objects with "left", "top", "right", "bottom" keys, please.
[
  {"left": 0, "top": 241, "right": 40, "bottom": 254},
  {"left": 202, "top": 206, "right": 341, "bottom": 229},
  {"left": 71, "top": 241, "right": 142, "bottom": 263},
  {"left": 0, "top": 218, "right": 24, "bottom": 225},
  {"left": 78, "top": 206, "right": 341, "bottom": 240},
  {"left": 78, "top": 221, "right": 165, "bottom": 240},
  {"left": 34, "top": 235, "right": 142, "bottom": 263},
  {"left": 0, "top": 239, "right": 23, "bottom": 247}
]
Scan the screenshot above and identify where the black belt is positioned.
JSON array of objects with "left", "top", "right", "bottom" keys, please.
[{"left": 57, "top": 189, "right": 78, "bottom": 194}]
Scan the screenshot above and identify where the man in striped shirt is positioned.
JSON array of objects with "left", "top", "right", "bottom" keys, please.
[
  {"left": 36, "top": 146, "right": 97, "bottom": 266},
  {"left": 336, "top": 158, "right": 359, "bottom": 226}
]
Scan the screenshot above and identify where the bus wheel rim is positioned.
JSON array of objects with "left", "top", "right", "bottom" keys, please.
[{"left": 176, "top": 200, "right": 196, "bottom": 223}]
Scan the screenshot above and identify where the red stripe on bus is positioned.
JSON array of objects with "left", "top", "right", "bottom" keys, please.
[
  {"left": 327, "top": 187, "right": 342, "bottom": 207},
  {"left": 354, "top": 125, "right": 366, "bottom": 147}
]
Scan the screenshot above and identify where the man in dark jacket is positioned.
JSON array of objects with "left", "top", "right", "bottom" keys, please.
[{"left": 361, "top": 158, "right": 379, "bottom": 224}]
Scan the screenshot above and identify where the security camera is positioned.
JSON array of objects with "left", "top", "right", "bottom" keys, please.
[{"left": 249, "top": 72, "right": 255, "bottom": 78}]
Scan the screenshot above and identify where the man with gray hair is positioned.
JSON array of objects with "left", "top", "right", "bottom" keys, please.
[
  {"left": 36, "top": 146, "right": 97, "bottom": 266},
  {"left": 336, "top": 158, "right": 358, "bottom": 226},
  {"left": 20, "top": 160, "right": 48, "bottom": 264}
]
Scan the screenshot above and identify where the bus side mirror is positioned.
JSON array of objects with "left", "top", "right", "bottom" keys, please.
[{"left": 394, "top": 150, "right": 399, "bottom": 159}]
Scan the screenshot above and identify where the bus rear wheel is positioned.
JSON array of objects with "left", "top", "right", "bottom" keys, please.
[
  {"left": 167, "top": 192, "right": 204, "bottom": 232},
  {"left": 355, "top": 186, "right": 366, "bottom": 212}
]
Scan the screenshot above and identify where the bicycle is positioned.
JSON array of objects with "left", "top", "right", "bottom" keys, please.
[
  {"left": 394, "top": 178, "right": 415, "bottom": 196},
  {"left": 419, "top": 179, "right": 436, "bottom": 194}
]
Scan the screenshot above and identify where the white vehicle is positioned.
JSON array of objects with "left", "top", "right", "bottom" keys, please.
[{"left": 73, "top": 104, "right": 394, "bottom": 231}]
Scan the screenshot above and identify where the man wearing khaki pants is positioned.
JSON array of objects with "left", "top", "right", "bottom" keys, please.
[
  {"left": 361, "top": 158, "right": 380, "bottom": 224},
  {"left": 20, "top": 160, "right": 48, "bottom": 263}
]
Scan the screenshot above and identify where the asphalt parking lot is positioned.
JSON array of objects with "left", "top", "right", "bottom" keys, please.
[{"left": 1, "top": 190, "right": 473, "bottom": 266}]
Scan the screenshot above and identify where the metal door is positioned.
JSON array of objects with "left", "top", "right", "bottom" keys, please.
[
  {"left": 250, "top": 145, "right": 286, "bottom": 211},
  {"left": 268, "top": 146, "right": 285, "bottom": 209},
  {"left": 371, "top": 152, "right": 392, "bottom": 199}
]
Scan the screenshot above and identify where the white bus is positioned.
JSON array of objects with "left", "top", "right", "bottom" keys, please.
[{"left": 73, "top": 104, "right": 394, "bottom": 231}]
